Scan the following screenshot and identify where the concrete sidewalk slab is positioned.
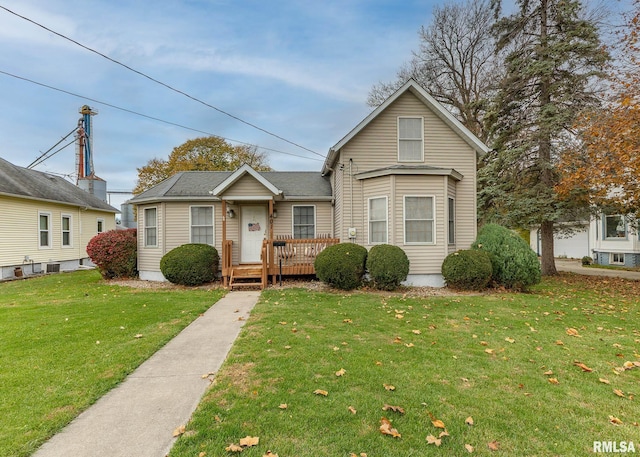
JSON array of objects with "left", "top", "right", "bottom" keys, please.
[{"left": 33, "top": 290, "right": 260, "bottom": 457}]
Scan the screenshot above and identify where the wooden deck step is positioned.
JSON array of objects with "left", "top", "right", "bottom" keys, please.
[{"left": 229, "top": 265, "right": 264, "bottom": 290}]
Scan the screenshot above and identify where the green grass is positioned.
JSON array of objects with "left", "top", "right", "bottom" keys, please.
[
  {"left": 0, "top": 270, "right": 225, "bottom": 457},
  {"left": 170, "top": 275, "right": 640, "bottom": 456},
  {"left": 585, "top": 263, "right": 640, "bottom": 272}
]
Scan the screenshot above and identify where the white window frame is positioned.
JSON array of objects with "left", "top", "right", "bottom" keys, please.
[
  {"left": 38, "top": 211, "right": 52, "bottom": 249},
  {"left": 97, "top": 218, "right": 105, "bottom": 233},
  {"left": 610, "top": 252, "right": 625, "bottom": 265},
  {"left": 604, "top": 214, "right": 627, "bottom": 240},
  {"left": 189, "top": 205, "right": 215, "bottom": 245},
  {"left": 448, "top": 197, "right": 455, "bottom": 245},
  {"left": 61, "top": 214, "right": 73, "bottom": 248},
  {"left": 144, "top": 207, "right": 158, "bottom": 248},
  {"left": 397, "top": 116, "right": 424, "bottom": 162},
  {"left": 292, "top": 205, "right": 316, "bottom": 239},
  {"left": 403, "top": 195, "right": 435, "bottom": 245},
  {"left": 368, "top": 196, "right": 388, "bottom": 244}
]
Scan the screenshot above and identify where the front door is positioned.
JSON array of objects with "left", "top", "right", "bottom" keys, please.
[{"left": 240, "top": 205, "right": 267, "bottom": 263}]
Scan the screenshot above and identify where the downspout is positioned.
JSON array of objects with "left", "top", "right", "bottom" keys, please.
[{"left": 349, "top": 158, "right": 354, "bottom": 230}]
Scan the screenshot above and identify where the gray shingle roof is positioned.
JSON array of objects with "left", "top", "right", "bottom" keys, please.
[
  {"left": 129, "top": 170, "right": 331, "bottom": 203},
  {"left": 0, "top": 157, "right": 118, "bottom": 212}
]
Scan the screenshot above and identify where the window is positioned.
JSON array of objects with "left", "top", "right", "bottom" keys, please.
[
  {"left": 144, "top": 207, "right": 157, "bottom": 247},
  {"left": 293, "top": 206, "right": 315, "bottom": 239},
  {"left": 97, "top": 218, "right": 104, "bottom": 233},
  {"left": 190, "top": 206, "right": 214, "bottom": 245},
  {"left": 448, "top": 198, "right": 455, "bottom": 244},
  {"left": 62, "top": 215, "right": 72, "bottom": 247},
  {"left": 368, "top": 197, "right": 388, "bottom": 244},
  {"left": 404, "top": 196, "right": 434, "bottom": 244},
  {"left": 39, "top": 212, "right": 51, "bottom": 248},
  {"left": 604, "top": 215, "right": 626, "bottom": 239},
  {"left": 610, "top": 253, "right": 625, "bottom": 265},
  {"left": 398, "top": 117, "right": 423, "bottom": 162}
]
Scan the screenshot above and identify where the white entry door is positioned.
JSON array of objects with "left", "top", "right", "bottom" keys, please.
[{"left": 240, "top": 205, "right": 267, "bottom": 263}]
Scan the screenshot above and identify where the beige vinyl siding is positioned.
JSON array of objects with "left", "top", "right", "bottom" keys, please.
[
  {"left": 272, "top": 201, "right": 333, "bottom": 238},
  {"left": 137, "top": 203, "right": 164, "bottom": 272},
  {"left": 332, "top": 169, "right": 343, "bottom": 240},
  {"left": 360, "top": 176, "right": 392, "bottom": 245},
  {"left": 0, "top": 195, "right": 115, "bottom": 267},
  {"left": 224, "top": 175, "right": 275, "bottom": 197},
  {"left": 447, "top": 178, "right": 458, "bottom": 255}
]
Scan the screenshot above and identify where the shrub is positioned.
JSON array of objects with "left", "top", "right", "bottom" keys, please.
[
  {"left": 160, "top": 244, "right": 219, "bottom": 286},
  {"left": 441, "top": 249, "right": 493, "bottom": 291},
  {"left": 314, "top": 243, "right": 368, "bottom": 290},
  {"left": 87, "top": 229, "right": 138, "bottom": 279},
  {"left": 472, "top": 224, "right": 541, "bottom": 290},
  {"left": 366, "top": 244, "right": 410, "bottom": 290},
  {"left": 581, "top": 256, "right": 593, "bottom": 266}
]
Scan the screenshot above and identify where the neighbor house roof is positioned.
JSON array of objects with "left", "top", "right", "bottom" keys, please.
[
  {"left": 322, "top": 78, "right": 490, "bottom": 175},
  {"left": 0, "top": 157, "right": 118, "bottom": 212},
  {"left": 129, "top": 169, "right": 332, "bottom": 204}
]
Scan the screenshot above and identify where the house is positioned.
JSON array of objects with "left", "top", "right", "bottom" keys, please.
[
  {"left": 129, "top": 79, "right": 489, "bottom": 288},
  {"left": 0, "top": 157, "right": 118, "bottom": 279}
]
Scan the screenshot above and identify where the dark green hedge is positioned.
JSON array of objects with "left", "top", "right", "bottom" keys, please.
[
  {"left": 366, "top": 244, "right": 409, "bottom": 291},
  {"left": 314, "top": 243, "right": 368, "bottom": 290},
  {"left": 442, "top": 249, "right": 493, "bottom": 291},
  {"left": 160, "top": 243, "right": 219, "bottom": 286}
]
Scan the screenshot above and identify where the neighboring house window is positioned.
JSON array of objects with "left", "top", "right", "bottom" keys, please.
[
  {"left": 39, "top": 212, "right": 51, "bottom": 248},
  {"left": 404, "top": 196, "right": 435, "bottom": 244},
  {"left": 610, "top": 253, "right": 625, "bottom": 265},
  {"left": 144, "top": 207, "right": 158, "bottom": 247},
  {"left": 604, "top": 215, "right": 626, "bottom": 239},
  {"left": 62, "top": 214, "right": 72, "bottom": 247},
  {"left": 97, "top": 218, "right": 104, "bottom": 233},
  {"left": 398, "top": 117, "right": 423, "bottom": 162},
  {"left": 293, "top": 205, "right": 316, "bottom": 239},
  {"left": 368, "top": 197, "right": 388, "bottom": 244},
  {"left": 448, "top": 198, "right": 455, "bottom": 245},
  {"left": 190, "top": 206, "right": 214, "bottom": 245}
]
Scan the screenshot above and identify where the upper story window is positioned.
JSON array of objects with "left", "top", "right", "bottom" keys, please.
[
  {"left": 404, "top": 196, "right": 435, "bottom": 244},
  {"left": 293, "top": 205, "right": 316, "bottom": 239},
  {"left": 190, "top": 206, "right": 214, "bottom": 245},
  {"left": 39, "top": 212, "right": 51, "bottom": 248},
  {"left": 144, "top": 207, "right": 158, "bottom": 247},
  {"left": 368, "top": 196, "right": 388, "bottom": 244},
  {"left": 62, "top": 214, "right": 72, "bottom": 247},
  {"left": 604, "top": 214, "right": 626, "bottom": 239},
  {"left": 398, "top": 117, "right": 424, "bottom": 162}
]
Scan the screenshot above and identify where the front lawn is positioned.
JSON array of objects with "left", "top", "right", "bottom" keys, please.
[
  {"left": 171, "top": 275, "right": 640, "bottom": 456},
  {"left": 0, "top": 270, "right": 225, "bottom": 457}
]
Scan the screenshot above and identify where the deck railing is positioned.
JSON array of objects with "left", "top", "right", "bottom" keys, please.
[
  {"left": 264, "top": 235, "right": 340, "bottom": 281},
  {"left": 222, "top": 239, "right": 233, "bottom": 287}
]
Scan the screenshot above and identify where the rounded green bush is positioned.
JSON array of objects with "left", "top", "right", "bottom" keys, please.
[
  {"left": 441, "top": 249, "right": 493, "bottom": 291},
  {"left": 581, "top": 256, "right": 593, "bottom": 266},
  {"left": 160, "top": 243, "right": 219, "bottom": 286},
  {"left": 366, "top": 244, "right": 410, "bottom": 291},
  {"left": 472, "top": 224, "right": 541, "bottom": 290},
  {"left": 314, "top": 243, "right": 368, "bottom": 290}
]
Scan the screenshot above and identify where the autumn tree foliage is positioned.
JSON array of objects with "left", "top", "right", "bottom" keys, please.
[
  {"left": 480, "top": 0, "right": 609, "bottom": 275},
  {"left": 557, "top": 2, "right": 640, "bottom": 214},
  {"left": 133, "top": 136, "right": 270, "bottom": 194}
]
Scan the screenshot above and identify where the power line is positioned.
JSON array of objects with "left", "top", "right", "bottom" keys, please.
[
  {"left": 0, "top": 69, "right": 324, "bottom": 163},
  {"left": 0, "top": 4, "right": 326, "bottom": 159},
  {"left": 27, "top": 126, "right": 77, "bottom": 168}
]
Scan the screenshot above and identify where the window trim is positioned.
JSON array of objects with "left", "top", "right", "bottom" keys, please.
[
  {"left": 144, "top": 207, "right": 158, "bottom": 248},
  {"left": 61, "top": 213, "right": 73, "bottom": 248},
  {"left": 397, "top": 116, "right": 424, "bottom": 163},
  {"left": 368, "top": 196, "right": 388, "bottom": 244},
  {"left": 603, "top": 214, "right": 627, "bottom": 240},
  {"left": 292, "top": 205, "right": 317, "bottom": 239},
  {"left": 610, "top": 252, "right": 625, "bottom": 265},
  {"left": 403, "top": 195, "right": 436, "bottom": 245},
  {"left": 97, "top": 218, "right": 105, "bottom": 234},
  {"left": 189, "top": 205, "right": 215, "bottom": 245},
  {"left": 38, "top": 211, "right": 52, "bottom": 249},
  {"left": 448, "top": 197, "right": 455, "bottom": 245}
]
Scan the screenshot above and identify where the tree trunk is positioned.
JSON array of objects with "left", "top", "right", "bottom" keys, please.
[{"left": 540, "top": 220, "right": 558, "bottom": 276}]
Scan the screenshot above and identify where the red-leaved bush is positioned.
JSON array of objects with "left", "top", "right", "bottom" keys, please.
[{"left": 86, "top": 228, "right": 138, "bottom": 279}]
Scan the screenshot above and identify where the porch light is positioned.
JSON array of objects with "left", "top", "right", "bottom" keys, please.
[{"left": 226, "top": 209, "right": 235, "bottom": 218}]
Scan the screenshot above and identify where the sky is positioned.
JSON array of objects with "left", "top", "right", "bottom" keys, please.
[{"left": 0, "top": 0, "right": 632, "bottom": 212}]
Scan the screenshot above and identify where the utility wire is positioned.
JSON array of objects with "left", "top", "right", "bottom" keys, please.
[
  {"left": 27, "top": 126, "right": 77, "bottom": 168},
  {"left": 0, "top": 4, "right": 326, "bottom": 158},
  {"left": 29, "top": 138, "right": 76, "bottom": 169},
  {"left": 0, "top": 69, "right": 323, "bottom": 163}
]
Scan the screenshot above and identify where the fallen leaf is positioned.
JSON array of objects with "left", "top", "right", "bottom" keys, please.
[
  {"left": 382, "top": 404, "right": 405, "bottom": 414},
  {"left": 623, "top": 361, "right": 635, "bottom": 369},
  {"left": 480, "top": 341, "right": 489, "bottom": 346},
  {"left": 348, "top": 406, "right": 357, "bottom": 414},
  {"left": 278, "top": 403, "right": 288, "bottom": 409},
  {"left": 599, "top": 378, "right": 610, "bottom": 384},
  {"left": 543, "top": 370, "right": 553, "bottom": 376},
  {"left": 225, "top": 443, "right": 243, "bottom": 452},
  {"left": 548, "top": 378, "right": 560, "bottom": 384},
  {"left": 555, "top": 340, "right": 564, "bottom": 345},
  {"left": 313, "top": 389, "right": 328, "bottom": 396},
  {"left": 505, "top": 337, "right": 515, "bottom": 343},
  {"left": 609, "top": 415, "right": 623, "bottom": 425},
  {"left": 343, "top": 318, "right": 353, "bottom": 323},
  {"left": 613, "top": 389, "right": 626, "bottom": 398},
  {"left": 485, "top": 348, "right": 494, "bottom": 355},
  {"left": 383, "top": 384, "right": 396, "bottom": 391},
  {"left": 380, "top": 417, "right": 401, "bottom": 438},
  {"left": 439, "top": 430, "right": 449, "bottom": 438},
  {"left": 412, "top": 329, "right": 422, "bottom": 335},
  {"left": 405, "top": 343, "right": 415, "bottom": 348},
  {"left": 426, "top": 435, "right": 442, "bottom": 446},
  {"left": 574, "top": 361, "right": 593, "bottom": 372},
  {"left": 465, "top": 416, "right": 474, "bottom": 426},
  {"left": 199, "top": 452, "right": 207, "bottom": 457},
  {"left": 432, "top": 419, "right": 446, "bottom": 429},
  {"left": 240, "top": 436, "right": 259, "bottom": 447},
  {"left": 376, "top": 361, "right": 383, "bottom": 366},
  {"left": 134, "top": 334, "right": 143, "bottom": 339},
  {"left": 566, "top": 328, "right": 581, "bottom": 337},
  {"left": 263, "top": 452, "right": 278, "bottom": 457},
  {"left": 336, "top": 368, "right": 346, "bottom": 377},
  {"left": 395, "top": 314, "right": 404, "bottom": 319},
  {"left": 393, "top": 336, "right": 403, "bottom": 343},
  {"left": 172, "top": 425, "right": 185, "bottom": 437},
  {"left": 279, "top": 321, "right": 287, "bottom": 325},
  {"left": 465, "top": 443, "right": 474, "bottom": 453},
  {"left": 488, "top": 440, "right": 500, "bottom": 451}
]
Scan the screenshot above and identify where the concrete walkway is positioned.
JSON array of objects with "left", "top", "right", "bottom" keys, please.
[
  {"left": 33, "top": 290, "right": 260, "bottom": 457},
  {"left": 555, "top": 259, "right": 640, "bottom": 280}
]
